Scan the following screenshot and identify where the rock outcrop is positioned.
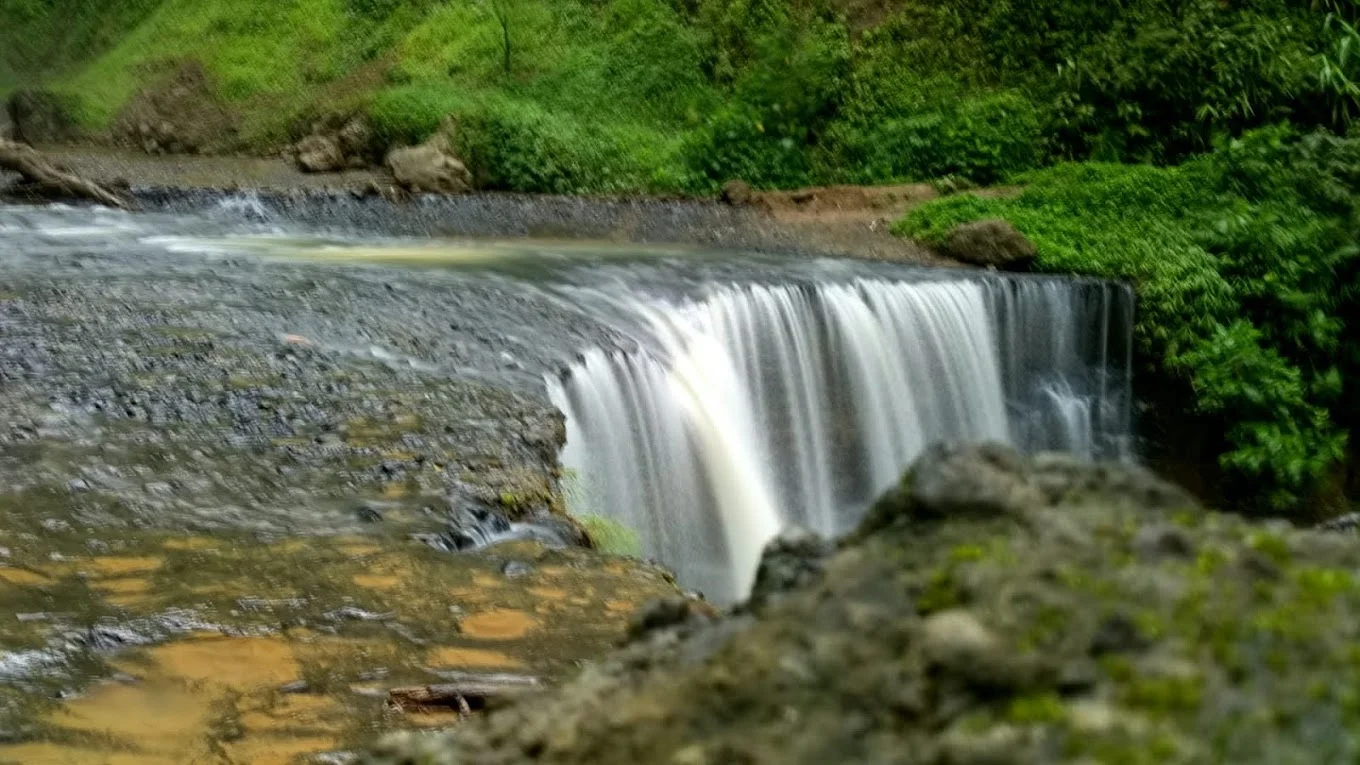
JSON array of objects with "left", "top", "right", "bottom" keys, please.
[
  {"left": 112, "top": 61, "right": 238, "bottom": 155},
  {"left": 938, "top": 218, "right": 1038, "bottom": 270},
  {"left": 293, "top": 115, "right": 379, "bottom": 173},
  {"left": 6, "top": 89, "right": 80, "bottom": 145},
  {"left": 362, "top": 443, "right": 1360, "bottom": 765},
  {"left": 385, "top": 118, "right": 473, "bottom": 194},
  {"left": 295, "top": 134, "right": 346, "bottom": 173}
]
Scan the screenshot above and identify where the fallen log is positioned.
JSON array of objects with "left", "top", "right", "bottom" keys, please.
[
  {"left": 0, "top": 138, "right": 133, "bottom": 210},
  {"left": 387, "top": 673, "right": 542, "bottom": 715}
]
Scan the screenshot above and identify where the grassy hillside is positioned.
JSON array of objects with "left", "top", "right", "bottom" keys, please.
[{"left": 7, "top": 0, "right": 1356, "bottom": 194}]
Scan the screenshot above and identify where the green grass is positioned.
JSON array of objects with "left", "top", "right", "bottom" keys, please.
[
  {"left": 577, "top": 514, "right": 643, "bottom": 558},
  {"left": 1, "top": 0, "right": 713, "bottom": 190}
]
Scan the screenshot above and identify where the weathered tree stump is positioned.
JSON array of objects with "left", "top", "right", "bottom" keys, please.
[{"left": 0, "top": 139, "right": 133, "bottom": 210}]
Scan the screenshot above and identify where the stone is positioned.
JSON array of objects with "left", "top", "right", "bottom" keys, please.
[
  {"left": 385, "top": 124, "right": 472, "bottom": 195},
  {"left": 1132, "top": 523, "right": 1195, "bottom": 561},
  {"left": 336, "top": 116, "right": 376, "bottom": 163},
  {"left": 296, "top": 134, "right": 345, "bottom": 173},
  {"left": 919, "top": 607, "right": 1006, "bottom": 677},
  {"left": 907, "top": 442, "right": 1044, "bottom": 521},
  {"left": 747, "top": 526, "right": 834, "bottom": 610},
  {"left": 938, "top": 219, "right": 1037, "bottom": 270},
  {"left": 720, "top": 179, "right": 754, "bottom": 206}
]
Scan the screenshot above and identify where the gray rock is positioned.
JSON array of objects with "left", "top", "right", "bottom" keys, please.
[
  {"left": 386, "top": 119, "right": 472, "bottom": 195},
  {"left": 908, "top": 442, "right": 1044, "bottom": 520},
  {"left": 747, "top": 526, "right": 834, "bottom": 610},
  {"left": 336, "top": 117, "right": 376, "bottom": 164},
  {"left": 1132, "top": 523, "right": 1196, "bottom": 560},
  {"left": 938, "top": 219, "right": 1037, "bottom": 270},
  {"left": 386, "top": 139, "right": 472, "bottom": 195},
  {"left": 296, "top": 135, "right": 346, "bottom": 174}
]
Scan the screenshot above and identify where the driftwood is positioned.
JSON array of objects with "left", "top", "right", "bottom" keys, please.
[
  {"left": 387, "top": 673, "right": 542, "bottom": 716},
  {"left": 0, "top": 139, "right": 133, "bottom": 210}
]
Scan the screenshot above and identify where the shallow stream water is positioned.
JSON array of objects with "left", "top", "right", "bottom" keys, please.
[{"left": 0, "top": 198, "right": 1132, "bottom": 762}]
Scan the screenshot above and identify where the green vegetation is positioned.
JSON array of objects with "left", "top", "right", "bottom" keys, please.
[
  {"left": 6, "top": 0, "right": 1352, "bottom": 193},
  {"left": 4, "top": 0, "right": 1359, "bottom": 513},
  {"left": 900, "top": 127, "right": 1359, "bottom": 513},
  {"left": 577, "top": 515, "right": 643, "bottom": 557}
]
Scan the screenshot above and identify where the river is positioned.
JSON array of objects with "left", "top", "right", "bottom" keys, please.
[{"left": 0, "top": 197, "right": 1133, "bottom": 763}]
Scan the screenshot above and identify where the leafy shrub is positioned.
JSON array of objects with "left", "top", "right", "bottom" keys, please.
[
  {"left": 830, "top": 87, "right": 1045, "bottom": 185},
  {"left": 679, "top": 12, "right": 848, "bottom": 190},
  {"left": 454, "top": 98, "right": 668, "bottom": 193},
  {"left": 899, "top": 126, "right": 1360, "bottom": 514}
]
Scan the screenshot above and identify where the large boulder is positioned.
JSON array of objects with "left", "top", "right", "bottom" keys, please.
[
  {"left": 939, "top": 218, "right": 1038, "bottom": 269},
  {"left": 362, "top": 445, "right": 1360, "bottom": 765},
  {"left": 385, "top": 119, "right": 472, "bottom": 194},
  {"left": 294, "top": 134, "right": 345, "bottom": 173}
]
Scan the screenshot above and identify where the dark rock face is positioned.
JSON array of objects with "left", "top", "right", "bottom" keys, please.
[
  {"left": 7, "top": 89, "right": 80, "bottom": 145},
  {"left": 939, "top": 218, "right": 1038, "bottom": 270},
  {"left": 362, "top": 445, "right": 1360, "bottom": 765}
]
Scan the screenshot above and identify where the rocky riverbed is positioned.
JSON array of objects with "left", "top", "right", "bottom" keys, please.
[{"left": 0, "top": 200, "right": 703, "bottom": 764}]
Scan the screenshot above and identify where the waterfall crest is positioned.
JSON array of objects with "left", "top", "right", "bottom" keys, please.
[{"left": 549, "top": 276, "right": 1133, "bottom": 601}]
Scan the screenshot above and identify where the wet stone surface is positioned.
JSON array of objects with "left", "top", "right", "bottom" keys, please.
[{"left": 0, "top": 202, "right": 686, "bottom": 763}]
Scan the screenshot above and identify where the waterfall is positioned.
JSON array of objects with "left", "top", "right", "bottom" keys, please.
[{"left": 548, "top": 275, "right": 1134, "bottom": 602}]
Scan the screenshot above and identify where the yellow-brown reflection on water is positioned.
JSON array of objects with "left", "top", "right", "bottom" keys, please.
[
  {"left": 0, "top": 633, "right": 344, "bottom": 765},
  {"left": 0, "top": 533, "right": 681, "bottom": 764}
]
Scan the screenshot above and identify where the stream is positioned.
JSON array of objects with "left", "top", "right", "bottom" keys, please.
[{"left": 0, "top": 197, "right": 1134, "bottom": 763}]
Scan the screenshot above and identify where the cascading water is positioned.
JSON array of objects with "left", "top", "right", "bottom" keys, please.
[{"left": 548, "top": 275, "right": 1134, "bottom": 602}]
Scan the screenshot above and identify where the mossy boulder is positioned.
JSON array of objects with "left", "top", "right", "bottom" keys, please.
[{"left": 362, "top": 444, "right": 1360, "bottom": 765}]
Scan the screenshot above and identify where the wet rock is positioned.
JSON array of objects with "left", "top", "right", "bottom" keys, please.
[
  {"left": 625, "top": 597, "right": 719, "bottom": 643},
  {"left": 356, "top": 503, "right": 385, "bottom": 523},
  {"left": 324, "top": 606, "right": 395, "bottom": 622},
  {"left": 906, "top": 442, "right": 1043, "bottom": 521},
  {"left": 296, "top": 135, "right": 346, "bottom": 173},
  {"left": 1132, "top": 523, "right": 1195, "bottom": 560},
  {"left": 501, "top": 560, "right": 533, "bottom": 578},
  {"left": 747, "top": 526, "right": 833, "bottom": 610},
  {"left": 937, "top": 219, "right": 1037, "bottom": 270}
]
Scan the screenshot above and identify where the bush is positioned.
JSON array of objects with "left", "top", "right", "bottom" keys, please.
[
  {"left": 830, "top": 86, "right": 1045, "bottom": 185},
  {"left": 898, "top": 126, "right": 1360, "bottom": 514}
]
